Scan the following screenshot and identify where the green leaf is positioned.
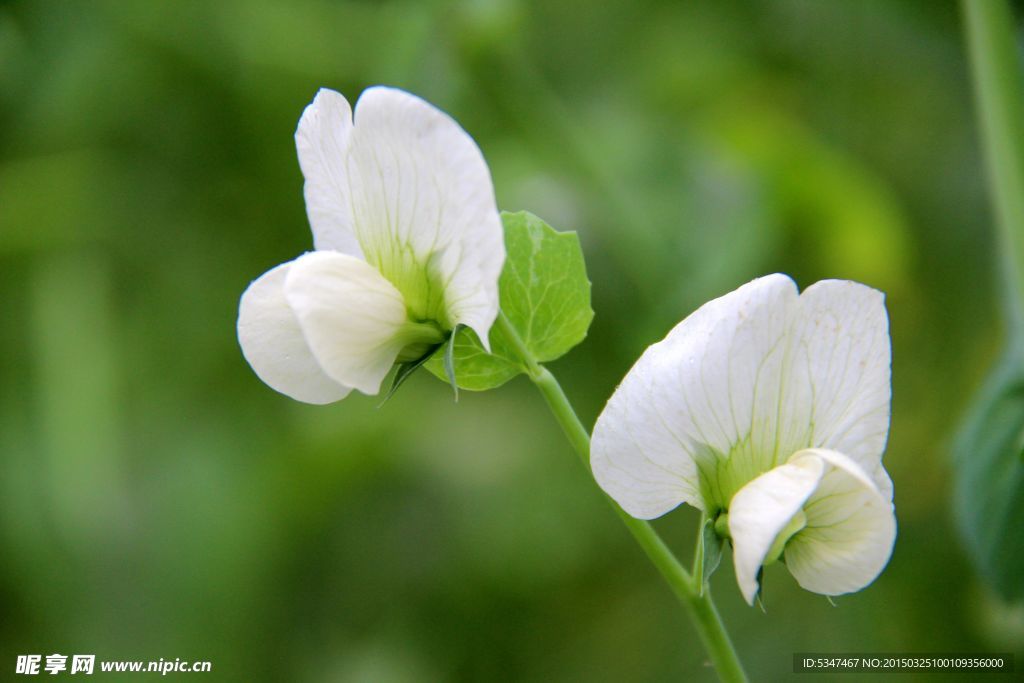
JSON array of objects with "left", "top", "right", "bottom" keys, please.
[
  {"left": 426, "top": 211, "right": 594, "bottom": 390},
  {"left": 380, "top": 343, "right": 444, "bottom": 405},
  {"left": 695, "top": 515, "right": 724, "bottom": 595},
  {"left": 953, "top": 355, "right": 1024, "bottom": 601},
  {"left": 443, "top": 324, "right": 462, "bottom": 401}
]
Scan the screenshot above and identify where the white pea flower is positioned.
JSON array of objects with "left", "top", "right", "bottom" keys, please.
[
  {"left": 591, "top": 274, "right": 896, "bottom": 604},
  {"left": 237, "top": 87, "right": 505, "bottom": 403}
]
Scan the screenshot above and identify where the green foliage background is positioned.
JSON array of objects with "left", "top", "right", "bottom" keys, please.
[{"left": 1, "top": 0, "right": 1022, "bottom": 680}]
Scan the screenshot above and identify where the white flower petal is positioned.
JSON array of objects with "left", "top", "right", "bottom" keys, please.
[
  {"left": 590, "top": 349, "right": 708, "bottom": 519},
  {"left": 786, "top": 280, "right": 891, "bottom": 476},
  {"left": 237, "top": 260, "right": 351, "bottom": 405},
  {"left": 591, "top": 274, "right": 799, "bottom": 517},
  {"left": 784, "top": 449, "right": 897, "bottom": 597},
  {"left": 295, "top": 88, "right": 364, "bottom": 256},
  {"left": 728, "top": 455, "right": 826, "bottom": 605},
  {"left": 794, "top": 448, "right": 883, "bottom": 496},
  {"left": 284, "top": 251, "right": 410, "bottom": 396},
  {"left": 346, "top": 86, "right": 504, "bottom": 344}
]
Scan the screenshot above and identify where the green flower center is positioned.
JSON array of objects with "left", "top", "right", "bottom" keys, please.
[
  {"left": 393, "top": 319, "right": 446, "bottom": 363},
  {"left": 369, "top": 243, "right": 452, "bottom": 331},
  {"left": 695, "top": 437, "right": 775, "bottom": 515}
]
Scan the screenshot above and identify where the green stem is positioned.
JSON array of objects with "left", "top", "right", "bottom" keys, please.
[
  {"left": 962, "top": 0, "right": 1024, "bottom": 342},
  {"left": 497, "top": 313, "right": 748, "bottom": 682}
]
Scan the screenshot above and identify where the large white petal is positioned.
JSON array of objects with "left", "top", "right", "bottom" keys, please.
[
  {"left": 284, "top": 251, "right": 409, "bottom": 396},
  {"left": 346, "top": 87, "right": 504, "bottom": 344},
  {"left": 591, "top": 274, "right": 799, "bottom": 518},
  {"left": 295, "top": 88, "right": 364, "bottom": 257},
  {"left": 784, "top": 448, "right": 896, "bottom": 597},
  {"left": 728, "top": 454, "right": 826, "bottom": 605},
  {"left": 589, "top": 347, "right": 709, "bottom": 519},
  {"left": 237, "top": 260, "right": 351, "bottom": 405},
  {"left": 786, "top": 280, "right": 891, "bottom": 475}
]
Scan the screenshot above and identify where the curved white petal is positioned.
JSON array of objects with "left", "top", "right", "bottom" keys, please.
[
  {"left": 346, "top": 87, "right": 504, "bottom": 344},
  {"left": 295, "top": 88, "right": 364, "bottom": 257},
  {"left": 786, "top": 280, "right": 891, "bottom": 474},
  {"left": 237, "top": 260, "right": 351, "bottom": 405},
  {"left": 590, "top": 348, "right": 708, "bottom": 519},
  {"left": 284, "top": 251, "right": 409, "bottom": 396},
  {"left": 591, "top": 274, "right": 799, "bottom": 517},
  {"left": 784, "top": 449, "right": 896, "bottom": 597},
  {"left": 728, "top": 454, "right": 826, "bottom": 604}
]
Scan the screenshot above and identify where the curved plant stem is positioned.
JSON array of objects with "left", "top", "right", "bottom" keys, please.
[
  {"left": 962, "top": 0, "right": 1024, "bottom": 342},
  {"left": 497, "top": 313, "right": 748, "bottom": 682}
]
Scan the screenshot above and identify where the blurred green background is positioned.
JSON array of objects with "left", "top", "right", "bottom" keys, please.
[{"left": 2, "top": 0, "right": 1023, "bottom": 680}]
